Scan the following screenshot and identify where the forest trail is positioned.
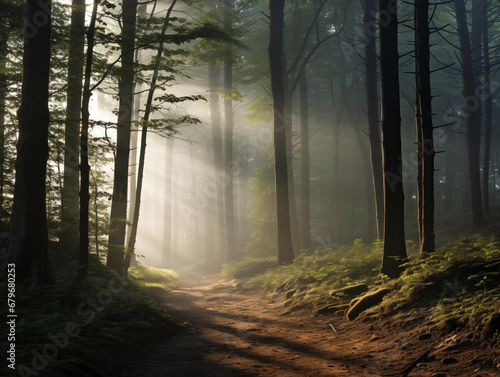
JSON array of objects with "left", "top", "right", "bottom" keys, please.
[{"left": 96, "top": 276, "right": 498, "bottom": 377}]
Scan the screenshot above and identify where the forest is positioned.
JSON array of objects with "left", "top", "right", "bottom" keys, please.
[{"left": 0, "top": 0, "right": 500, "bottom": 376}]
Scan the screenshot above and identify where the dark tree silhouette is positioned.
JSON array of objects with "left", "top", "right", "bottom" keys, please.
[
  {"left": 107, "top": 0, "right": 138, "bottom": 271},
  {"left": 269, "top": 0, "right": 294, "bottom": 264},
  {"left": 1, "top": 0, "right": 52, "bottom": 285},
  {"left": 363, "top": 0, "right": 384, "bottom": 240},
  {"left": 454, "top": 0, "right": 486, "bottom": 230},
  {"left": 415, "top": 0, "right": 435, "bottom": 254},
  {"left": 379, "top": 0, "right": 407, "bottom": 278},
  {"left": 79, "top": 0, "right": 99, "bottom": 278},
  {"left": 60, "top": 0, "right": 85, "bottom": 256}
]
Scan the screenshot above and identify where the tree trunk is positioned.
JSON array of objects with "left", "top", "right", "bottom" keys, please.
[
  {"left": 223, "top": 0, "right": 236, "bottom": 262},
  {"left": 124, "top": 0, "right": 177, "bottom": 274},
  {"left": 208, "top": 64, "right": 226, "bottom": 264},
  {"left": 0, "top": 40, "right": 6, "bottom": 232},
  {"left": 79, "top": 0, "right": 99, "bottom": 278},
  {"left": 454, "top": 0, "right": 485, "bottom": 230},
  {"left": 107, "top": 0, "right": 138, "bottom": 271},
  {"left": 162, "top": 137, "right": 174, "bottom": 268},
  {"left": 481, "top": 0, "right": 491, "bottom": 215},
  {"left": 269, "top": 0, "right": 294, "bottom": 264},
  {"left": 415, "top": 0, "right": 435, "bottom": 254},
  {"left": 379, "top": 0, "right": 407, "bottom": 278},
  {"left": 60, "top": 0, "right": 85, "bottom": 257},
  {"left": 1, "top": 0, "right": 52, "bottom": 285},
  {"left": 299, "top": 72, "right": 311, "bottom": 251},
  {"left": 364, "top": 0, "right": 384, "bottom": 240}
]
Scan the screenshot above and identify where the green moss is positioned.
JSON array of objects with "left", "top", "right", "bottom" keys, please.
[
  {"left": 330, "top": 284, "right": 369, "bottom": 297},
  {"left": 346, "top": 288, "right": 392, "bottom": 321}
]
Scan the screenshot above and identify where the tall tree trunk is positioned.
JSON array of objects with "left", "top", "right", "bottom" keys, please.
[
  {"left": 269, "top": 0, "right": 294, "bottom": 264},
  {"left": 209, "top": 64, "right": 226, "bottom": 264},
  {"left": 60, "top": 0, "right": 85, "bottom": 257},
  {"left": 379, "top": 0, "right": 407, "bottom": 278},
  {"left": 415, "top": 0, "right": 435, "bottom": 254},
  {"left": 162, "top": 137, "right": 174, "bottom": 268},
  {"left": 126, "top": 1, "right": 147, "bottom": 249},
  {"left": 364, "top": 0, "right": 384, "bottom": 239},
  {"left": 79, "top": 0, "right": 99, "bottom": 278},
  {"left": 107, "top": 0, "right": 138, "bottom": 271},
  {"left": 0, "top": 41, "right": 6, "bottom": 232},
  {"left": 223, "top": 0, "right": 236, "bottom": 262},
  {"left": 124, "top": 0, "right": 177, "bottom": 274},
  {"left": 481, "top": 0, "right": 492, "bottom": 215},
  {"left": 299, "top": 72, "right": 311, "bottom": 251},
  {"left": 1, "top": 0, "right": 52, "bottom": 285},
  {"left": 454, "top": 0, "right": 485, "bottom": 230}
]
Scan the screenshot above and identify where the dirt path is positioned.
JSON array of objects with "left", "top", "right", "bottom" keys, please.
[{"left": 98, "top": 276, "right": 499, "bottom": 377}]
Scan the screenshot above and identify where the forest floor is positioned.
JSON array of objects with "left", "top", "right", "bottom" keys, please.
[{"left": 88, "top": 275, "right": 499, "bottom": 377}]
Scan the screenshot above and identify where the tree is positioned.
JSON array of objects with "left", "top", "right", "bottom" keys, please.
[
  {"left": 79, "top": 0, "right": 100, "bottom": 278},
  {"left": 481, "top": 0, "right": 492, "bottom": 215},
  {"left": 1, "top": 0, "right": 52, "bottom": 285},
  {"left": 60, "top": 0, "right": 86, "bottom": 256},
  {"left": 415, "top": 0, "right": 435, "bottom": 254},
  {"left": 107, "top": 0, "right": 138, "bottom": 271},
  {"left": 453, "top": 0, "right": 486, "bottom": 230},
  {"left": 379, "top": 0, "right": 407, "bottom": 278},
  {"left": 363, "top": 0, "right": 383, "bottom": 239},
  {"left": 269, "top": 0, "right": 294, "bottom": 264}
]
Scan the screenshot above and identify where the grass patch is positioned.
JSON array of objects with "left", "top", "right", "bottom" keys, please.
[
  {"left": 220, "top": 256, "right": 277, "bottom": 279},
  {"left": 128, "top": 263, "right": 178, "bottom": 290}
]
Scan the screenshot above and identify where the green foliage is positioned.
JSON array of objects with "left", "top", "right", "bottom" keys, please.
[
  {"left": 220, "top": 256, "right": 277, "bottom": 278},
  {"left": 380, "top": 235, "right": 500, "bottom": 327},
  {"left": 245, "top": 239, "right": 417, "bottom": 300},
  {"left": 128, "top": 263, "right": 178, "bottom": 290}
]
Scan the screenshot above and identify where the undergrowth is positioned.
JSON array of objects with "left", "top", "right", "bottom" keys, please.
[
  {"left": 128, "top": 263, "right": 178, "bottom": 290},
  {"left": 380, "top": 235, "right": 500, "bottom": 329},
  {"left": 0, "top": 258, "right": 177, "bottom": 376},
  {"left": 220, "top": 256, "right": 277, "bottom": 278},
  {"left": 245, "top": 240, "right": 418, "bottom": 301}
]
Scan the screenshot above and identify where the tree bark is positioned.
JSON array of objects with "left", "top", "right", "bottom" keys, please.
[
  {"left": 379, "top": 0, "right": 407, "bottom": 278},
  {"left": 269, "top": 0, "right": 294, "bottom": 264},
  {"left": 124, "top": 0, "right": 177, "bottom": 274},
  {"left": 60, "top": 0, "right": 86, "bottom": 257},
  {"left": 364, "top": 0, "right": 384, "bottom": 240},
  {"left": 107, "top": 0, "right": 138, "bottom": 271},
  {"left": 481, "top": 0, "right": 491, "bottom": 215},
  {"left": 299, "top": 72, "right": 311, "bottom": 251},
  {"left": 415, "top": 0, "right": 435, "bottom": 254},
  {"left": 79, "top": 0, "right": 99, "bottom": 278},
  {"left": 454, "top": 0, "right": 485, "bottom": 230},
  {"left": 1, "top": 0, "right": 52, "bottom": 285}
]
